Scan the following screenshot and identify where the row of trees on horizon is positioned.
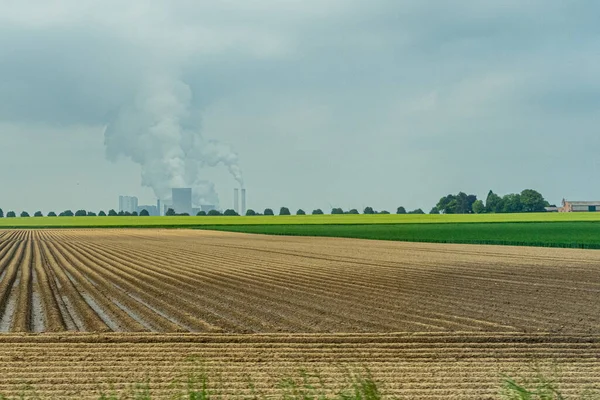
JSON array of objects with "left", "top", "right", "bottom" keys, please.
[{"left": 0, "top": 189, "right": 553, "bottom": 218}]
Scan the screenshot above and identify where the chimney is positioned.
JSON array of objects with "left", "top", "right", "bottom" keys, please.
[
  {"left": 157, "top": 199, "right": 161, "bottom": 216},
  {"left": 241, "top": 188, "right": 246, "bottom": 216},
  {"left": 234, "top": 188, "right": 240, "bottom": 215}
]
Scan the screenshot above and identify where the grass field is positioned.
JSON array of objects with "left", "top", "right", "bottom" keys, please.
[
  {"left": 1, "top": 212, "right": 600, "bottom": 228},
  {"left": 197, "top": 221, "right": 600, "bottom": 249}
]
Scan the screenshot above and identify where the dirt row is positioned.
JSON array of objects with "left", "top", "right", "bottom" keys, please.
[
  {"left": 0, "top": 333, "right": 597, "bottom": 399},
  {"left": 2, "top": 229, "right": 600, "bottom": 333}
]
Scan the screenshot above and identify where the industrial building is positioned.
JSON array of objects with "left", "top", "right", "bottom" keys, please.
[
  {"left": 171, "top": 188, "right": 193, "bottom": 215},
  {"left": 200, "top": 205, "right": 217, "bottom": 213},
  {"left": 119, "top": 196, "right": 138, "bottom": 213},
  {"left": 560, "top": 199, "right": 600, "bottom": 212},
  {"left": 232, "top": 188, "right": 247, "bottom": 215},
  {"left": 137, "top": 205, "right": 159, "bottom": 216}
]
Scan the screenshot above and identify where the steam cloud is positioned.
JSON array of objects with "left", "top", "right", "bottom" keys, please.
[{"left": 104, "top": 75, "right": 243, "bottom": 207}]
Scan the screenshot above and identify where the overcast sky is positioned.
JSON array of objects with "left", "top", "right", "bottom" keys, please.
[{"left": 1, "top": 1, "right": 599, "bottom": 214}]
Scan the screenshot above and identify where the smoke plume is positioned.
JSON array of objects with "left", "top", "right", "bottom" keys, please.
[{"left": 104, "top": 75, "right": 243, "bottom": 207}]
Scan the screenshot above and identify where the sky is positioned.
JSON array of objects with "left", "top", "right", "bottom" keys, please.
[{"left": 1, "top": 0, "right": 599, "bottom": 214}]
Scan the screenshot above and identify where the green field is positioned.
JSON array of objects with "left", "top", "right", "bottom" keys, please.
[
  {"left": 195, "top": 222, "right": 600, "bottom": 249},
  {"left": 1, "top": 212, "right": 600, "bottom": 228}
]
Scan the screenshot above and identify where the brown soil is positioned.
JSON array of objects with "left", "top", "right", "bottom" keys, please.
[{"left": 0, "top": 229, "right": 599, "bottom": 398}]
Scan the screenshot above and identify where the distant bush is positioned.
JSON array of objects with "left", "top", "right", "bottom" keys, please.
[{"left": 280, "top": 207, "right": 291, "bottom": 216}]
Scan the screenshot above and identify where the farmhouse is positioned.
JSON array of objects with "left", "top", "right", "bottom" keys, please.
[{"left": 560, "top": 199, "right": 600, "bottom": 212}]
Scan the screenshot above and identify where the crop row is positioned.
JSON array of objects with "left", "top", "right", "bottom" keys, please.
[
  {"left": 0, "top": 333, "right": 599, "bottom": 399},
  {"left": 2, "top": 229, "right": 600, "bottom": 333}
]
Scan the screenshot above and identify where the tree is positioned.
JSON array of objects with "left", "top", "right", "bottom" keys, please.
[
  {"left": 108, "top": 209, "right": 118, "bottom": 216},
  {"left": 436, "top": 194, "right": 457, "bottom": 214},
  {"left": 34, "top": 211, "right": 43, "bottom": 217},
  {"left": 207, "top": 209, "right": 222, "bottom": 216},
  {"left": 347, "top": 209, "right": 359, "bottom": 214},
  {"left": 48, "top": 211, "right": 57, "bottom": 217},
  {"left": 363, "top": 207, "right": 375, "bottom": 214},
  {"left": 472, "top": 200, "right": 485, "bottom": 214},
  {"left": 223, "top": 209, "right": 238, "bottom": 216},
  {"left": 87, "top": 211, "right": 97, "bottom": 216},
  {"left": 312, "top": 209, "right": 324, "bottom": 215},
  {"left": 20, "top": 211, "right": 30, "bottom": 218},
  {"left": 380, "top": 210, "right": 390, "bottom": 214},
  {"left": 7, "top": 211, "right": 16, "bottom": 218},
  {"left": 264, "top": 208, "right": 274, "bottom": 216},
  {"left": 98, "top": 211, "right": 107, "bottom": 216},
  {"left": 331, "top": 208, "right": 344, "bottom": 214},
  {"left": 245, "top": 209, "right": 256, "bottom": 216},
  {"left": 520, "top": 189, "right": 547, "bottom": 212},
  {"left": 0, "top": 208, "right": 3, "bottom": 218},
  {"left": 59, "top": 210, "right": 74, "bottom": 217},
  {"left": 196, "top": 211, "right": 207, "bottom": 216},
  {"left": 131, "top": 211, "right": 138, "bottom": 216},
  {"left": 429, "top": 207, "right": 440, "bottom": 214},
  {"left": 296, "top": 209, "right": 306, "bottom": 215},
  {"left": 501, "top": 193, "right": 523, "bottom": 213},
  {"left": 437, "top": 192, "right": 477, "bottom": 214},
  {"left": 396, "top": 206, "right": 407, "bottom": 214},
  {"left": 485, "top": 190, "right": 503, "bottom": 213},
  {"left": 75, "top": 210, "right": 87, "bottom": 217},
  {"left": 139, "top": 209, "right": 150, "bottom": 216},
  {"left": 408, "top": 208, "right": 425, "bottom": 214},
  {"left": 279, "top": 207, "right": 291, "bottom": 216},
  {"left": 166, "top": 208, "right": 176, "bottom": 216}
]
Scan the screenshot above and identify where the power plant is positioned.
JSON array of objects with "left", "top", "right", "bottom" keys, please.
[
  {"left": 119, "top": 186, "right": 242, "bottom": 216},
  {"left": 233, "top": 188, "right": 246, "bottom": 215},
  {"left": 241, "top": 188, "right": 247, "bottom": 216},
  {"left": 171, "top": 188, "right": 193, "bottom": 215},
  {"left": 234, "top": 189, "right": 240, "bottom": 215}
]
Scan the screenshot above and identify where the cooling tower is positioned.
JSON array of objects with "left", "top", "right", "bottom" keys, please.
[
  {"left": 241, "top": 189, "right": 247, "bottom": 216},
  {"left": 234, "top": 188, "right": 240, "bottom": 214}
]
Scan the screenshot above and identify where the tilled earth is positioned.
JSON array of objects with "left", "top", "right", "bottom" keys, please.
[{"left": 0, "top": 229, "right": 599, "bottom": 398}]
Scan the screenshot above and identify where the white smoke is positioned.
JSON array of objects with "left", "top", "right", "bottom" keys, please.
[{"left": 104, "top": 74, "right": 243, "bottom": 207}]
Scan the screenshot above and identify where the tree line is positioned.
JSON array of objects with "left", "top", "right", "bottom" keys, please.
[
  {"left": 0, "top": 189, "right": 553, "bottom": 218},
  {"left": 432, "top": 189, "right": 553, "bottom": 214}
]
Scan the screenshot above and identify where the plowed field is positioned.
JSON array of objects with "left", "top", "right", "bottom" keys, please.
[{"left": 0, "top": 229, "right": 599, "bottom": 398}]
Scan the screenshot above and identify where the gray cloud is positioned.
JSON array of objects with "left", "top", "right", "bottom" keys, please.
[{"left": 1, "top": 1, "right": 599, "bottom": 213}]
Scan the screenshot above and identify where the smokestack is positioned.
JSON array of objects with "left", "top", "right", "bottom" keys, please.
[
  {"left": 157, "top": 199, "right": 161, "bottom": 216},
  {"left": 241, "top": 188, "right": 246, "bottom": 216},
  {"left": 234, "top": 188, "right": 240, "bottom": 215}
]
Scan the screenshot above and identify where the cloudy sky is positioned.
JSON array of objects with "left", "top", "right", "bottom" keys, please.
[{"left": 1, "top": 1, "right": 599, "bottom": 214}]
